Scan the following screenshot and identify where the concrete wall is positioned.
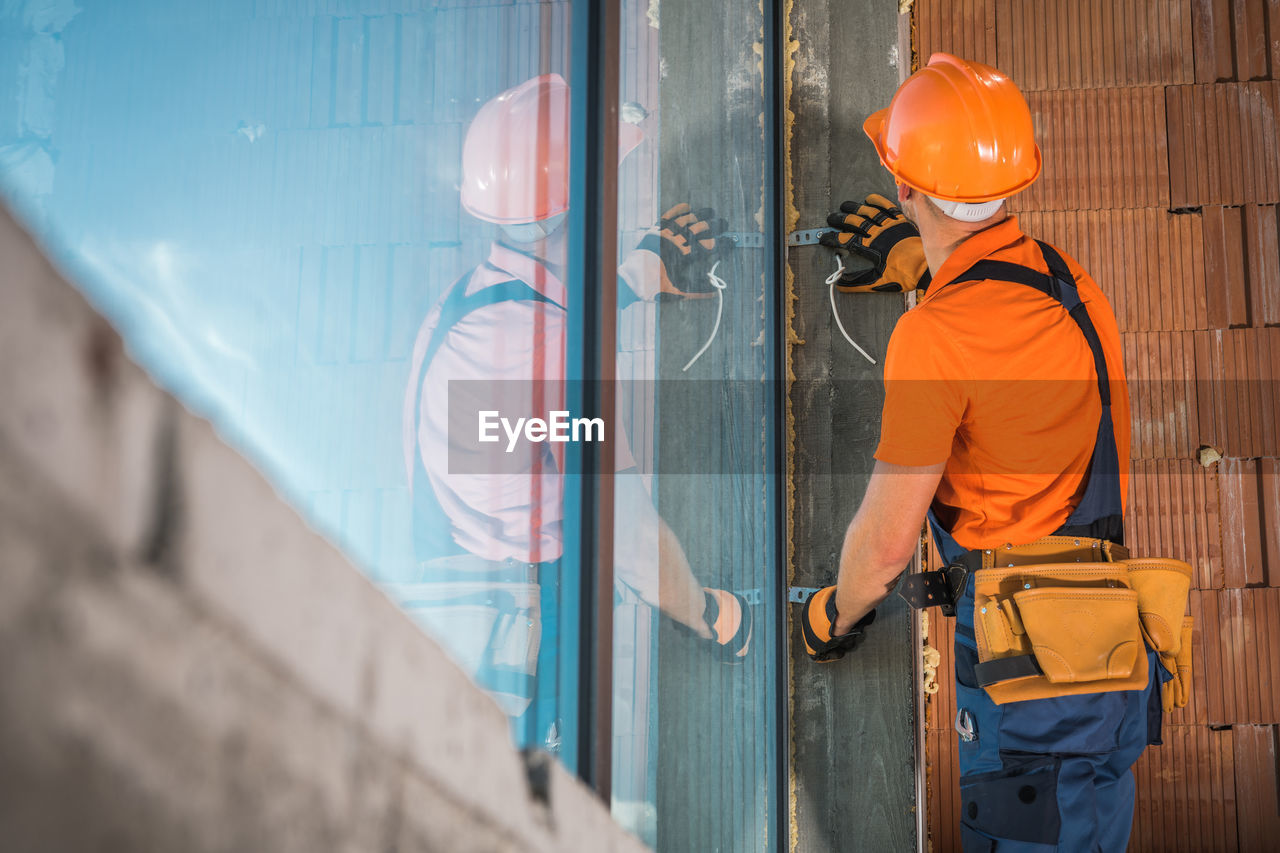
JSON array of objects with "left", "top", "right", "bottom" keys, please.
[
  {"left": 785, "top": 0, "right": 918, "bottom": 849},
  {"left": 0, "top": 202, "right": 646, "bottom": 853}
]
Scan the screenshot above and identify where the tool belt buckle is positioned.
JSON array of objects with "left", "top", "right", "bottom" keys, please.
[
  {"left": 940, "top": 562, "right": 969, "bottom": 617},
  {"left": 898, "top": 561, "right": 969, "bottom": 616}
]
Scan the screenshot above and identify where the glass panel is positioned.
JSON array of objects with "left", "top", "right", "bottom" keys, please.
[
  {"left": 0, "top": 1, "right": 582, "bottom": 758},
  {"left": 610, "top": 0, "right": 781, "bottom": 849}
]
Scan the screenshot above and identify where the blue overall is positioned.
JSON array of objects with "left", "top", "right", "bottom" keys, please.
[
  {"left": 929, "top": 242, "right": 1167, "bottom": 852},
  {"left": 408, "top": 267, "right": 566, "bottom": 749}
]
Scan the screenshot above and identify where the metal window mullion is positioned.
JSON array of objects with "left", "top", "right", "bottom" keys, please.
[
  {"left": 567, "top": 0, "right": 620, "bottom": 801},
  {"left": 766, "top": 0, "right": 790, "bottom": 850}
]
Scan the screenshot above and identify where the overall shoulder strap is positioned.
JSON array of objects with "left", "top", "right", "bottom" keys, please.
[
  {"left": 948, "top": 241, "right": 1124, "bottom": 541},
  {"left": 414, "top": 271, "right": 565, "bottom": 440},
  {"left": 420, "top": 273, "right": 565, "bottom": 372},
  {"left": 949, "top": 241, "right": 1110, "bottom": 406}
]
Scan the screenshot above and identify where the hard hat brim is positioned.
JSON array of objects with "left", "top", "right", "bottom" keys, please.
[{"left": 862, "top": 106, "right": 1043, "bottom": 204}]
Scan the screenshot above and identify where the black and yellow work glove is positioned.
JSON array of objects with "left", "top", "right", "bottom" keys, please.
[
  {"left": 636, "top": 203, "right": 729, "bottom": 298},
  {"left": 800, "top": 586, "right": 876, "bottom": 662},
  {"left": 819, "top": 193, "right": 931, "bottom": 293}
]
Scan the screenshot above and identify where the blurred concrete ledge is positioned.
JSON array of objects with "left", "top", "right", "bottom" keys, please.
[{"left": 0, "top": 202, "right": 644, "bottom": 853}]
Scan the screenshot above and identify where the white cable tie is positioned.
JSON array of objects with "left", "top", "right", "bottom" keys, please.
[
  {"left": 682, "top": 260, "right": 727, "bottom": 372},
  {"left": 826, "top": 255, "right": 876, "bottom": 365}
]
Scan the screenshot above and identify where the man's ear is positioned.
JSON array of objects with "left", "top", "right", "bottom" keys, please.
[{"left": 896, "top": 182, "right": 922, "bottom": 226}]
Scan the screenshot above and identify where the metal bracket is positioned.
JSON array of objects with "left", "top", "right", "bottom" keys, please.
[
  {"left": 786, "top": 227, "right": 835, "bottom": 247},
  {"left": 730, "top": 586, "right": 825, "bottom": 605},
  {"left": 723, "top": 231, "right": 765, "bottom": 249},
  {"left": 788, "top": 585, "right": 822, "bottom": 603}
]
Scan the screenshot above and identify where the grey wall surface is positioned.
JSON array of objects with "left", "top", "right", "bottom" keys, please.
[
  {"left": 786, "top": 1, "right": 917, "bottom": 850},
  {"left": 0, "top": 202, "right": 646, "bottom": 853}
]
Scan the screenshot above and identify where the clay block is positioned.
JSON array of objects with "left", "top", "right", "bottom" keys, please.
[
  {"left": 1234, "top": 725, "right": 1280, "bottom": 853},
  {"left": 1261, "top": 458, "right": 1280, "bottom": 584},
  {"left": 1219, "top": 458, "right": 1264, "bottom": 586}
]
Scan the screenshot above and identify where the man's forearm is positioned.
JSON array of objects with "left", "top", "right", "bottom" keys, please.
[
  {"left": 833, "top": 512, "right": 912, "bottom": 631},
  {"left": 829, "top": 459, "right": 943, "bottom": 635}
]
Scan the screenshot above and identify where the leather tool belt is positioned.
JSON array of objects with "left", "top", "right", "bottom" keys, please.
[{"left": 903, "top": 536, "right": 1194, "bottom": 708}]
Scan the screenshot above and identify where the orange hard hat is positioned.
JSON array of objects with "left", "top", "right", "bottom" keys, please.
[
  {"left": 863, "top": 53, "right": 1041, "bottom": 204},
  {"left": 461, "top": 73, "right": 644, "bottom": 225}
]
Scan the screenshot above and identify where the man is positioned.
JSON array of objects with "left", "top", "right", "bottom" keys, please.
[
  {"left": 799, "top": 54, "right": 1159, "bottom": 850},
  {"left": 401, "top": 73, "right": 751, "bottom": 748}
]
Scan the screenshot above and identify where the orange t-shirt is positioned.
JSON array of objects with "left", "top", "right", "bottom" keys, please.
[{"left": 874, "top": 215, "right": 1130, "bottom": 551}]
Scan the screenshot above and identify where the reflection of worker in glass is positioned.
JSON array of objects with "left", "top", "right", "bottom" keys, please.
[{"left": 401, "top": 73, "right": 751, "bottom": 748}]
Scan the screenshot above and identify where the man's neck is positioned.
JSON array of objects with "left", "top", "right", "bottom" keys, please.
[
  {"left": 921, "top": 233, "right": 965, "bottom": 277},
  {"left": 919, "top": 210, "right": 1008, "bottom": 277}
]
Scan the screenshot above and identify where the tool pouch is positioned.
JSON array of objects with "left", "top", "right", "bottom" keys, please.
[
  {"left": 972, "top": 548, "right": 1195, "bottom": 705},
  {"left": 1160, "top": 616, "right": 1194, "bottom": 712},
  {"left": 1013, "top": 587, "right": 1142, "bottom": 683},
  {"left": 1126, "top": 559, "right": 1193, "bottom": 652},
  {"left": 973, "top": 560, "right": 1149, "bottom": 703},
  {"left": 1127, "top": 558, "right": 1194, "bottom": 712}
]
